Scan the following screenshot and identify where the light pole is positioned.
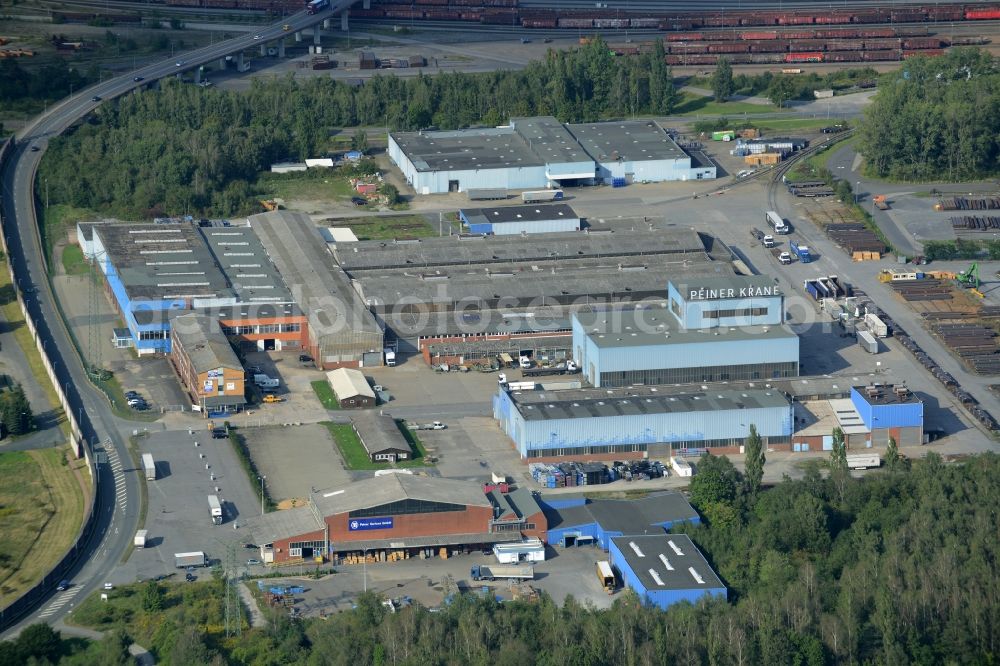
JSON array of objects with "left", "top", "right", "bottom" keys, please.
[
  {"left": 855, "top": 181, "right": 861, "bottom": 205},
  {"left": 258, "top": 475, "right": 266, "bottom": 515}
]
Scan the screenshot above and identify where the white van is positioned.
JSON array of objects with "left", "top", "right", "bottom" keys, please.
[{"left": 518, "top": 356, "right": 532, "bottom": 369}]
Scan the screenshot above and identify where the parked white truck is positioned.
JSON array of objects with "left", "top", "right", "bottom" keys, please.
[
  {"left": 846, "top": 454, "right": 881, "bottom": 470},
  {"left": 470, "top": 564, "right": 534, "bottom": 582},
  {"left": 174, "top": 552, "right": 207, "bottom": 568},
  {"left": 208, "top": 495, "right": 223, "bottom": 525},
  {"left": 142, "top": 453, "right": 156, "bottom": 481},
  {"left": 134, "top": 530, "right": 147, "bottom": 549}
]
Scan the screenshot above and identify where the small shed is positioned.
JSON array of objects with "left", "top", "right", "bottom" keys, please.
[
  {"left": 493, "top": 538, "right": 546, "bottom": 564},
  {"left": 326, "top": 368, "right": 376, "bottom": 409}
]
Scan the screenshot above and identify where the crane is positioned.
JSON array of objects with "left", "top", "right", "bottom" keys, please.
[{"left": 956, "top": 263, "right": 981, "bottom": 290}]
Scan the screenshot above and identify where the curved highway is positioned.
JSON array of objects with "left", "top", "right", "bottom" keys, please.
[{"left": 0, "top": 1, "right": 347, "bottom": 637}]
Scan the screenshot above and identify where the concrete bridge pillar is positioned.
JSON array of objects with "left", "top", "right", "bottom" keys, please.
[
  {"left": 363, "top": 0, "right": 370, "bottom": 8},
  {"left": 237, "top": 52, "right": 245, "bottom": 70},
  {"left": 341, "top": 11, "right": 348, "bottom": 31},
  {"left": 194, "top": 68, "right": 202, "bottom": 84},
  {"left": 219, "top": 57, "right": 227, "bottom": 69},
  {"left": 323, "top": 18, "right": 331, "bottom": 29},
  {"left": 295, "top": 31, "right": 303, "bottom": 42},
  {"left": 314, "top": 29, "right": 322, "bottom": 45},
  {"left": 260, "top": 44, "right": 267, "bottom": 56},
  {"left": 278, "top": 41, "right": 286, "bottom": 58}
]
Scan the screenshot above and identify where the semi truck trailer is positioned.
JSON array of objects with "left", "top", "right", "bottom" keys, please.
[
  {"left": 142, "top": 453, "right": 156, "bottom": 481},
  {"left": 208, "top": 495, "right": 223, "bottom": 525},
  {"left": 174, "top": 551, "right": 207, "bottom": 568},
  {"left": 470, "top": 564, "right": 534, "bottom": 582}
]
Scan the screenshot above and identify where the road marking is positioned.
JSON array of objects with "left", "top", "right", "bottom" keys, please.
[{"left": 38, "top": 586, "right": 83, "bottom": 618}]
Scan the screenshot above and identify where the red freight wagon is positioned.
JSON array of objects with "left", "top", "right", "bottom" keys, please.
[
  {"left": 630, "top": 18, "right": 660, "bottom": 29},
  {"left": 903, "top": 37, "right": 942, "bottom": 49},
  {"left": 667, "top": 32, "right": 704, "bottom": 41},
  {"left": 778, "top": 15, "right": 815, "bottom": 25},
  {"left": 750, "top": 41, "right": 788, "bottom": 52},
  {"left": 926, "top": 7, "right": 964, "bottom": 21},
  {"left": 751, "top": 53, "right": 786, "bottom": 63},
  {"left": 826, "top": 51, "right": 864, "bottom": 62},
  {"left": 891, "top": 11, "right": 926, "bottom": 22},
  {"left": 481, "top": 0, "right": 517, "bottom": 6},
  {"left": 706, "top": 42, "right": 750, "bottom": 53},
  {"left": 786, "top": 51, "right": 823, "bottom": 62},
  {"left": 522, "top": 18, "right": 556, "bottom": 28},
  {"left": 814, "top": 29, "right": 856, "bottom": 39},
  {"left": 864, "top": 39, "right": 902, "bottom": 50},
  {"left": 851, "top": 12, "right": 883, "bottom": 24},
  {"left": 814, "top": 13, "right": 854, "bottom": 25},
  {"left": 863, "top": 50, "right": 900, "bottom": 61},
  {"left": 825, "top": 40, "right": 864, "bottom": 51},
  {"left": 661, "top": 20, "right": 700, "bottom": 31},
  {"left": 741, "top": 31, "right": 778, "bottom": 40},
  {"left": 702, "top": 16, "right": 741, "bottom": 27},
  {"left": 668, "top": 44, "right": 709, "bottom": 54},
  {"left": 859, "top": 28, "right": 895, "bottom": 38},
  {"left": 594, "top": 18, "right": 629, "bottom": 28},
  {"left": 781, "top": 30, "right": 816, "bottom": 39},
  {"left": 794, "top": 39, "right": 828, "bottom": 51},
  {"left": 557, "top": 18, "right": 594, "bottom": 28},
  {"left": 904, "top": 48, "right": 944, "bottom": 58}
]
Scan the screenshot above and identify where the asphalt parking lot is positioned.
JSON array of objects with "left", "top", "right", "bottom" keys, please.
[
  {"left": 243, "top": 423, "right": 354, "bottom": 503},
  {"left": 251, "top": 543, "right": 614, "bottom": 617},
  {"left": 118, "top": 428, "right": 262, "bottom": 583}
]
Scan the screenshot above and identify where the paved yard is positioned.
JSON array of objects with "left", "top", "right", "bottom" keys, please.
[{"left": 242, "top": 423, "right": 354, "bottom": 502}]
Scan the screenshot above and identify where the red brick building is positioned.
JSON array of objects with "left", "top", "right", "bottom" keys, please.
[
  {"left": 216, "top": 304, "right": 310, "bottom": 354},
  {"left": 251, "top": 475, "right": 548, "bottom": 565}
]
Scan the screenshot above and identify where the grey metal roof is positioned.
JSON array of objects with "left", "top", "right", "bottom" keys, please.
[
  {"left": 612, "top": 534, "right": 724, "bottom": 591},
  {"left": 312, "top": 474, "right": 492, "bottom": 517},
  {"left": 209, "top": 303, "right": 303, "bottom": 320},
  {"left": 334, "top": 228, "right": 707, "bottom": 272},
  {"left": 169, "top": 312, "right": 242, "bottom": 373},
  {"left": 352, "top": 413, "right": 410, "bottom": 456},
  {"left": 567, "top": 120, "right": 687, "bottom": 163},
  {"left": 461, "top": 203, "right": 579, "bottom": 227},
  {"left": 487, "top": 487, "right": 544, "bottom": 522},
  {"left": 199, "top": 224, "right": 292, "bottom": 304},
  {"left": 510, "top": 385, "right": 791, "bottom": 421},
  {"left": 390, "top": 126, "right": 542, "bottom": 172},
  {"left": 574, "top": 308, "right": 797, "bottom": 349},
  {"left": 248, "top": 211, "right": 383, "bottom": 344},
  {"left": 545, "top": 492, "right": 699, "bottom": 535},
  {"left": 509, "top": 116, "right": 594, "bottom": 167},
  {"left": 249, "top": 505, "right": 324, "bottom": 545},
  {"left": 93, "top": 223, "right": 232, "bottom": 301}
]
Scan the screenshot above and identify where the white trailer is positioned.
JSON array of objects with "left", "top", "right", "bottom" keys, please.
[
  {"left": 134, "top": 530, "right": 147, "bottom": 549},
  {"left": 858, "top": 330, "right": 879, "bottom": 354},
  {"left": 846, "top": 454, "right": 881, "bottom": 470},
  {"left": 174, "top": 551, "right": 207, "bottom": 568},
  {"left": 521, "top": 189, "right": 563, "bottom": 203},
  {"left": 142, "top": 453, "right": 156, "bottom": 481},
  {"left": 470, "top": 563, "right": 534, "bottom": 582},
  {"left": 208, "top": 495, "right": 223, "bottom": 525}
]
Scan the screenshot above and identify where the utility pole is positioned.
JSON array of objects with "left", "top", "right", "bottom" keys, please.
[{"left": 222, "top": 539, "right": 243, "bottom": 638}]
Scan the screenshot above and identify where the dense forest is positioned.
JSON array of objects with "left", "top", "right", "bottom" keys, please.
[
  {"left": 860, "top": 48, "right": 1000, "bottom": 181},
  {"left": 3, "top": 452, "right": 997, "bottom": 665},
  {"left": 38, "top": 38, "right": 674, "bottom": 219}
]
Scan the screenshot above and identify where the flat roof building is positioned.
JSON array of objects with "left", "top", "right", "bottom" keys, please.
[
  {"left": 608, "top": 535, "right": 726, "bottom": 610},
  {"left": 494, "top": 383, "right": 794, "bottom": 460},
  {"left": 249, "top": 475, "right": 546, "bottom": 564},
  {"left": 388, "top": 116, "right": 715, "bottom": 195},
  {"left": 169, "top": 312, "right": 245, "bottom": 415},
  {"left": 249, "top": 211, "right": 384, "bottom": 368},
  {"left": 459, "top": 203, "right": 581, "bottom": 235},
  {"left": 542, "top": 491, "right": 700, "bottom": 549},
  {"left": 851, "top": 384, "right": 923, "bottom": 446}
]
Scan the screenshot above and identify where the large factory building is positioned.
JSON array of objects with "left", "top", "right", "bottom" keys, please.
[
  {"left": 249, "top": 475, "right": 547, "bottom": 564},
  {"left": 494, "top": 384, "right": 794, "bottom": 460},
  {"left": 332, "top": 227, "right": 733, "bottom": 361},
  {"left": 249, "top": 211, "right": 385, "bottom": 368},
  {"left": 573, "top": 275, "right": 799, "bottom": 387},
  {"left": 388, "top": 116, "right": 715, "bottom": 195},
  {"left": 609, "top": 535, "right": 727, "bottom": 610}
]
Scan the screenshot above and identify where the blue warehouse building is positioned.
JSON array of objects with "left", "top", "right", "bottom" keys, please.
[
  {"left": 573, "top": 275, "right": 799, "bottom": 388},
  {"left": 542, "top": 491, "right": 700, "bottom": 549},
  {"left": 494, "top": 383, "right": 794, "bottom": 459},
  {"left": 851, "top": 384, "right": 924, "bottom": 446},
  {"left": 389, "top": 116, "right": 716, "bottom": 195},
  {"left": 78, "top": 220, "right": 292, "bottom": 355},
  {"left": 609, "top": 535, "right": 726, "bottom": 610},
  {"left": 459, "top": 203, "right": 581, "bottom": 236}
]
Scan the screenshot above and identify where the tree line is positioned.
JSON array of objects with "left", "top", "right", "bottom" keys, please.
[
  {"left": 38, "top": 37, "right": 676, "bottom": 219},
  {"left": 859, "top": 48, "right": 1000, "bottom": 181},
  {"left": 4, "top": 451, "right": 997, "bottom": 665}
]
